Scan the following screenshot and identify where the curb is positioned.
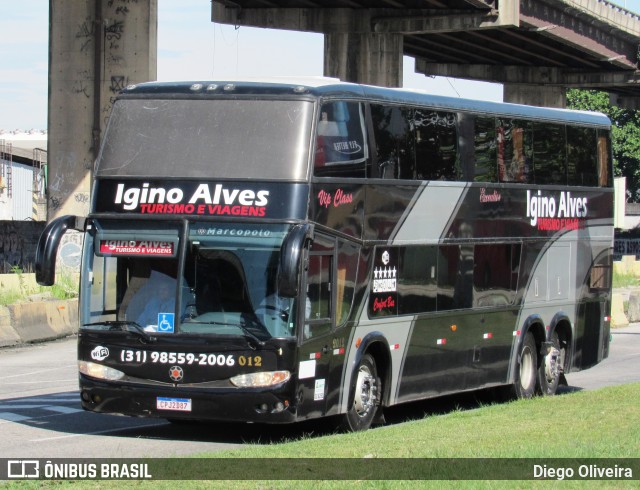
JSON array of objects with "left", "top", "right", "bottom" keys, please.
[
  {"left": 0, "top": 299, "right": 78, "bottom": 348},
  {"left": 611, "top": 292, "right": 629, "bottom": 328}
]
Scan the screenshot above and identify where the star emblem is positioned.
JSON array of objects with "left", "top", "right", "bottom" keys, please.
[{"left": 169, "top": 366, "right": 184, "bottom": 382}]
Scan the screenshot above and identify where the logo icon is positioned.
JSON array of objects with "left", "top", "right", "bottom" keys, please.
[
  {"left": 157, "top": 313, "right": 175, "bottom": 333},
  {"left": 381, "top": 250, "right": 390, "bottom": 265},
  {"left": 7, "top": 460, "right": 40, "bottom": 478},
  {"left": 91, "top": 346, "right": 109, "bottom": 361},
  {"left": 169, "top": 366, "right": 184, "bottom": 382}
]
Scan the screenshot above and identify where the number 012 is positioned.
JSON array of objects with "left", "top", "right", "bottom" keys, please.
[{"left": 238, "top": 355, "right": 262, "bottom": 367}]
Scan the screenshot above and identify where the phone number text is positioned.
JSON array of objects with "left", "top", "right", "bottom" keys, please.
[{"left": 120, "top": 349, "right": 235, "bottom": 366}]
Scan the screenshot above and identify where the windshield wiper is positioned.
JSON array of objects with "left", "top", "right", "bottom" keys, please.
[
  {"left": 236, "top": 319, "right": 267, "bottom": 348},
  {"left": 83, "top": 321, "right": 156, "bottom": 343}
]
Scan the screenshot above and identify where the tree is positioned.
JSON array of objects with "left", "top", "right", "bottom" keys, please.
[{"left": 567, "top": 89, "right": 640, "bottom": 200}]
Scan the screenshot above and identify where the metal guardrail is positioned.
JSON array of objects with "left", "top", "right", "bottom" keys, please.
[
  {"left": 566, "top": 0, "right": 640, "bottom": 35},
  {"left": 596, "top": 0, "right": 640, "bottom": 20}
]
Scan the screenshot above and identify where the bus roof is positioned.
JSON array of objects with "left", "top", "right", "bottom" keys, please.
[{"left": 122, "top": 79, "right": 611, "bottom": 128}]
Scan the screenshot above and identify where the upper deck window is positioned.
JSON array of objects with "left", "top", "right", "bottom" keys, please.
[
  {"left": 597, "top": 131, "right": 612, "bottom": 187},
  {"left": 312, "top": 96, "right": 611, "bottom": 188},
  {"left": 314, "top": 101, "right": 369, "bottom": 178},
  {"left": 413, "top": 109, "right": 458, "bottom": 181},
  {"left": 96, "top": 98, "right": 313, "bottom": 181},
  {"left": 371, "top": 104, "right": 459, "bottom": 181},
  {"left": 497, "top": 119, "right": 532, "bottom": 184},
  {"left": 567, "top": 126, "right": 598, "bottom": 186}
]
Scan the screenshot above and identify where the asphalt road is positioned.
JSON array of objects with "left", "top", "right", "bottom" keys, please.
[{"left": 0, "top": 324, "right": 638, "bottom": 458}]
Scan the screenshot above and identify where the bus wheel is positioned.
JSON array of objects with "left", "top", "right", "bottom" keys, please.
[
  {"left": 341, "top": 353, "right": 380, "bottom": 431},
  {"left": 537, "top": 332, "right": 561, "bottom": 396},
  {"left": 512, "top": 332, "right": 537, "bottom": 399}
]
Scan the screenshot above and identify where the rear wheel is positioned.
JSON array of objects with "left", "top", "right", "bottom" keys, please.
[
  {"left": 512, "top": 332, "right": 537, "bottom": 399},
  {"left": 537, "top": 332, "right": 561, "bottom": 396},
  {"left": 340, "top": 353, "right": 380, "bottom": 431}
]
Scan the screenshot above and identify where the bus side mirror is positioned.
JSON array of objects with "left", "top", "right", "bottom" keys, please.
[
  {"left": 35, "top": 215, "right": 85, "bottom": 286},
  {"left": 278, "top": 223, "right": 313, "bottom": 298}
]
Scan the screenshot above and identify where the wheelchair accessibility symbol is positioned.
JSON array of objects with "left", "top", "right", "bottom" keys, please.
[{"left": 157, "top": 313, "right": 175, "bottom": 333}]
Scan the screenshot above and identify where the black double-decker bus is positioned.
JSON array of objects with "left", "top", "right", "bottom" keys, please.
[{"left": 37, "top": 80, "right": 613, "bottom": 431}]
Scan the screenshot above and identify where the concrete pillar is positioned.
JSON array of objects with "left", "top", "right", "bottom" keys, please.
[
  {"left": 324, "top": 32, "right": 403, "bottom": 87},
  {"left": 48, "top": 0, "right": 157, "bottom": 220},
  {"left": 503, "top": 83, "right": 567, "bottom": 108},
  {"left": 610, "top": 93, "right": 640, "bottom": 111}
]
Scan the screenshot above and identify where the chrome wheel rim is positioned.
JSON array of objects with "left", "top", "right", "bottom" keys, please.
[{"left": 354, "top": 365, "right": 376, "bottom": 417}]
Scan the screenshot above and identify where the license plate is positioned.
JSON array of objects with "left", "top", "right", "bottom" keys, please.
[{"left": 156, "top": 397, "right": 192, "bottom": 412}]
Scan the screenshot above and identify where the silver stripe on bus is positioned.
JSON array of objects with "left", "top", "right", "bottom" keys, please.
[{"left": 390, "top": 182, "right": 469, "bottom": 244}]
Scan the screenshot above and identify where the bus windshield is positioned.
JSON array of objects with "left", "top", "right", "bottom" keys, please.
[
  {"left": 85, "top": 222, "right": 298, "bottom": 340},
  {"left": 95, "top": 98, "right": 313, "bottom": 180}
]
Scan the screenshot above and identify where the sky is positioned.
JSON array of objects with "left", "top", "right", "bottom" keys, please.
[{"left": 1, "top": 0, "right": 639, "bottom": 131}]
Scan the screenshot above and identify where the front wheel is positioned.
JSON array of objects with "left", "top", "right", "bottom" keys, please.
[
  {"left": 340, "top": 353, "right": 380, "bottom": 432},
  {"left": 511, "top": 332, "right": 537, "bottom": 399}
]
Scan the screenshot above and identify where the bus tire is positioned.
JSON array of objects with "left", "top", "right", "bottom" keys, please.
[
  {"left": 340, "top": 353, "right": 380, "bottom": 432},
  {"left": 512, "top": 332, "right": 537, "bottom": 399},
  {"left": 536, "top": 332, "right": 561, "bottom": 396}
]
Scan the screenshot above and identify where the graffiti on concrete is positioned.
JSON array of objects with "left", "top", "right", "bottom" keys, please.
[
  {"left": 74, "top": 192, "right": 90, "bottom": 205},
  {"left": 0, "top": 222, "right": 46, "bottom": 274},
  {"left": 75, "top": 18, "right": 94, "bottom": 53},
  {"left": 110, "top": 75, "right": 128, "bottom": 94}
]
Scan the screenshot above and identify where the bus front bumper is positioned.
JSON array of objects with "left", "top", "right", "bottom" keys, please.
[{"left": 79, "top": 375, "right": 298, "bottom": 424}]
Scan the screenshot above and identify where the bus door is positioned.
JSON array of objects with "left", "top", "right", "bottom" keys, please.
[{"left": 296, "top": 237, "right": 335, "bottom": 419}]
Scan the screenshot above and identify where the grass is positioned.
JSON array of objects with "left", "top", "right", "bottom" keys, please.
[
  {"left": 0, "top": 269, "right": 77, "bottom": 307},
  {"left": 612, "top": 271, "right": 640, "bottom": 289},
  {"left": 200, "top": 383, "right": 640, "bottom": 460},
  {"left": 3, "top": 383, "right": 639, "bottom": 488}
]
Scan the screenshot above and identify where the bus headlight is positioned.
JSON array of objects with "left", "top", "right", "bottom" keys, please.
[
  {"left": 78, "top": 361, "right": 125, "bottom": 381},
  {"left": 230, "top": 371, "right": 290, "bottom": 388}
]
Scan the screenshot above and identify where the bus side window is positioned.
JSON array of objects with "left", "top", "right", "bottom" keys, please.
[
  {"left": 590, "top": 254, "right": 612, "bottom": 290},
  {"left": 597, "top": 131, "right": 612, "bottom": 187},
  {"left": 370, "top": 104, "right": 415, "bottom": 179},
  {"left": 533, "top": 122, "right": 567, "bottom": 185},
  {"left": 567, "top": 126, "right": 598, "bottom": 186},
  {"left": 497, "top": 119, "right": 532, "bottom": 184},
  {"left": 473, "top": 244, "right": 520, "bottom": 307},
  {"left": 305, "top": 253, "right": 333, "bottom": 340},
  {"left": 414, "top": 110, "right": 459, "bottom": 181},
  {"left": 397, "top": 246, "right": 437, "bottom": 315},
  {"left": 438, "top": 245, "right": 473, "bottom": 311},
  {"left": 336, "top": 241, "right": 359, "bottom": 326},
  {"left": 314, "top": 101, "right": 368, "bottom": 178},
  {"left": 472, "top": 116, "right": 497, "bottom": 183}
]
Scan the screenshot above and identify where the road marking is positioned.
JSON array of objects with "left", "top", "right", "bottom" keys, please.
[
  {"left": 3, "top": 366, "right": 77, "bottom": 379},
  {"left": 0, "top": 412, "right": 31, "bottom": 422},
  {"left": 0, "top": 393, "right": 80, "bottom": 407},
  {"left": 2, "top": 378, "right": 78, "bottom": 385},
  {"left": 0, "top": 404, "right": 57, "bottom": 409},
  {"left": 43, "top": 406, "right": 83, "bottom": 414},
  {"left": 0, "top": 393, "right": 82, "bottom": 424}
]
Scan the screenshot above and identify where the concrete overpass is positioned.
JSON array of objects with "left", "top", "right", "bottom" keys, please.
[
  {"left": 211, "top": 0, "right": 640, "bottom": 108},
  {"left": 48, "top": 0, "right": 640, "bottom": 219}
]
